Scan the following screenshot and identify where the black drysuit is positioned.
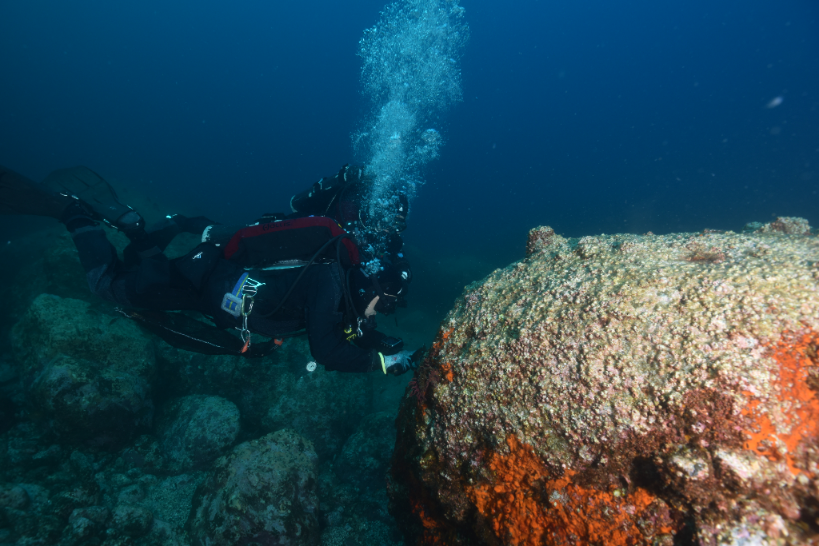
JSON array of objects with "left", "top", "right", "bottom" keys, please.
[{"left": 71, "top": 223, "right": 386, "bottom": 373}]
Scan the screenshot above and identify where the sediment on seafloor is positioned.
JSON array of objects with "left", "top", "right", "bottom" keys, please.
[{"left": 389, "top": 217, "right": 819, "bottom": 546}]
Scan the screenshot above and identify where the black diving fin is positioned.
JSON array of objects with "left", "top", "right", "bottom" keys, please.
[
  {"left": 0, "top": 165, "right": 74, "bottom": 219},
  {"left": 42, "top": 166, "right": 143, "bottom": 233}
]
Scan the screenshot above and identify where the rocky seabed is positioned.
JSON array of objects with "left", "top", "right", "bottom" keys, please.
[{"left": 0, "top": 229, "right": 404, "bottom": 546}]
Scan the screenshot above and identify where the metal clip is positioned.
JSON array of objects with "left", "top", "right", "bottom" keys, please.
[
  {"left": 235, "top": 277, "right": 264, "bottom": 354},
  {"left": 243, "top": 278, "right": 265, "bottom": 298},
  {"left": 237, "top": 315, "right": 251, "bottom": 353},
  {"left": 241, "top": 293, "right": 255, "bottom": 317}
]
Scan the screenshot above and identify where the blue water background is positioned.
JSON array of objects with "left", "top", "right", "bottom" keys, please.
[{"left": 1, "top": 0, "right": 817, "bottom": 269}]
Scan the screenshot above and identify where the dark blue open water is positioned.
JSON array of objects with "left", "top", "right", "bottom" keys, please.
[{"left": 1, "top": 0, "right": 817, "bottom": 283}]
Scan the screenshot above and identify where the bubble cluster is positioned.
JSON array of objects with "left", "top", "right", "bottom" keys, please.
[{"left": 353, "top": 0, "right": 469, "bottom": 257}]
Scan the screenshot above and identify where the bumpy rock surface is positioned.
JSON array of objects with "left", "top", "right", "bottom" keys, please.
[
  {"left": 156, "top": 394, "right": 240, "bottom": 473},
  {"left": 390, "top": 219, "right": 819, "bottom": 545},
  {"left": 158, "top": 338, "right": 371, "bottom": 462},
  {"left": 335, "top": 412, "right": 396, "bottom": 494},
  {"left": 10, "top": 293, "right": 156, "bottom": 446},
  {"left": 318, "top": 412, "right": 403, "bottom": 546},
  {"left": 188, "top": 429, "right": 320, "bottom": 545},
  {"left": 262, "top": 366, "right": 370, "bottom": 461}
]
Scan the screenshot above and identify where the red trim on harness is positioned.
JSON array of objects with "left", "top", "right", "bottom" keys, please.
[{"left": 223, "top": 216, "right": 360, "bottom": 265}]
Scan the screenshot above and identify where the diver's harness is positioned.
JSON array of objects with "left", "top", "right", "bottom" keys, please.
[
  {"left": 115, "top": 220, "right": 364, "bottom": 358},
  {"left": 219, "top": 231, "right": 364, "bottom": 353},
  {"left": 220, "top": 272, "right": 265, "bottom": 353}
]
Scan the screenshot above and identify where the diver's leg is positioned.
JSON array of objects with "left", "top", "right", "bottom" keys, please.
[
  {"left": 64, "top": 203, "right": 200, "bottom": 310},
  {"left": 140, "top": 214, "right": 217, "bottom": 250},
  {"left": 122, "top": 214, "right": 219, "bottom": 267},
  {"left": 0, "top": 166, "right": 201, "bottom": 310},
  {"left": 63, "top": 203, "right": 130, "bottom": 304}
]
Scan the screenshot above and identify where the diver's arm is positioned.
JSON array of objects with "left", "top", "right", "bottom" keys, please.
[
  {"left": 305, "top": 269, "right": 383, "bottom": 373},
  {"left": 352, "top": 320, "right": 404, "bottom": 355}
]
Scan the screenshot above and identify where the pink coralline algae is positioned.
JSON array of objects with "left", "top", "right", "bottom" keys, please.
[{"left": 389, "top": 220, "right": 819, "bottom": 545}]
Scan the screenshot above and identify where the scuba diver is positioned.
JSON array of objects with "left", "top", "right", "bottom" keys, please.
[{"left": 0, "top": 164, "right": 421, "bottom": 375}]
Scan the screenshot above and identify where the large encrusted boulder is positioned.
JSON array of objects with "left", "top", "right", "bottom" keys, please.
[
  {"left": 10, "top": 294, "right": 156, "bottom": 446},
  {"left": 390, "top": 220, "right": 819, "bottom": 545},
  {"left": 187, "top": 429, "right": 320, "bottom": 545},
  {"left": 156, "top": 395, "right": 240, "bottom": 473}
]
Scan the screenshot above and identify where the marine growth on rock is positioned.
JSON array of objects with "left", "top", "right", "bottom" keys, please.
[{"left": 390, "top": 218, "right": 819, "bottom": 546}]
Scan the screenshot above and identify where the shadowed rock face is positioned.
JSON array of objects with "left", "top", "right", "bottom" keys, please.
[
  {"left": 187, "top": 429, "right": 320, "bottom": 546},
  {"left": 390, "top": 219, "right": 819, "bottom": 545},
  {"left": 156, "top": 394, "right": 240, "bottom": 473},
  {"left": 10, "top": 293, "right": 156, "bottom": 447}
]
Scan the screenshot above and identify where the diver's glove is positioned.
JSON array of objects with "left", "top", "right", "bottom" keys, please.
[{"left": 380, "top": 347, "right": 425, "bottom": 376}]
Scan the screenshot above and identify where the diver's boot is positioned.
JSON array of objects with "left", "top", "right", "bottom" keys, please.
[
  {"left": 120, "top": 214, "right": 219, "bottom": 266},
  {"left": 169, "top": 214, "right": 219, "bottom": 235},
  {"left": 42, "top": 166, "right": 145, "bottom": 236},
  {"left": 0, "top": 165, "right": 76, "bottom": 219}
]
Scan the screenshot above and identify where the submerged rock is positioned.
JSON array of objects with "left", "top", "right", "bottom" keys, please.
[
  {"left": 111, "top": 503, "right": 154, "bottom": 537},
  {"left": 335, "top": 411, "right": 396, "bottom": 494},
  {"left": 318, "top": 412, "right": 402, "bottom": 545},
  {"left": 63, "top": 505, "right": 110, "bottom": 544},
  {"left": 10, "top": 293, "right": 156, "bottom": 446},
  {"left": 156, "top": 394, "right": 240, "bottom": 473},
  {"left": 390, "top": 221, "right": 819, "bottom": 545},
  {"left": 261, "top": 364, "right": 370, "bottom": 462},
  {"left": 158, "top": 337, "right": 371, "bottom": 462},
  {"left": 187, "top": 429, "right": 320, "bottom": 546}
]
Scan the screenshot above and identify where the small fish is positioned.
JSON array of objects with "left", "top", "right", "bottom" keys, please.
[{"left": 766, "top": 95, "right": 784, "bottom": 109}]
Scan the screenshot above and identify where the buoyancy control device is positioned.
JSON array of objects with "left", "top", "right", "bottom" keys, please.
[
  {"left": 118, "top": 215, "right": 364, "bottom": 358},
  {"left": 222, "top": 216, "right": 360, "bottom": 269}
]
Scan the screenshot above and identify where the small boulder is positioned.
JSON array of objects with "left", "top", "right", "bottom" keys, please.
[
  {"left": 111, "top": 504, "right": 154, "bottom": 538},
  {"left": 0, "top": 485, "right": 29, "bottom": 510},
  {"left": 156, "top": 395, "right": 240, "bottom": 473},
  {"left": 187, "top": 429, "right": 320, "bottom": 546},
  {"left": 63, "top": 506, "right": 110, "bottom": 544},
  {"left": 525, "top": 226, "right": 558, "bottom": 256},
  {"left": 335, "top": 412, "right": 396, "bottom": 493},
  {"left": 262, "top": 366, "right": 369, "bottom": 461},
  {"left": 156, "top": 336, "right": 365, "bottom": 458},
  {"left": 755, "top": 216, "right": 812, "bottom": 235},
  {"left": 120, "top": 435, "right": 167, "bottom": 474}
]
